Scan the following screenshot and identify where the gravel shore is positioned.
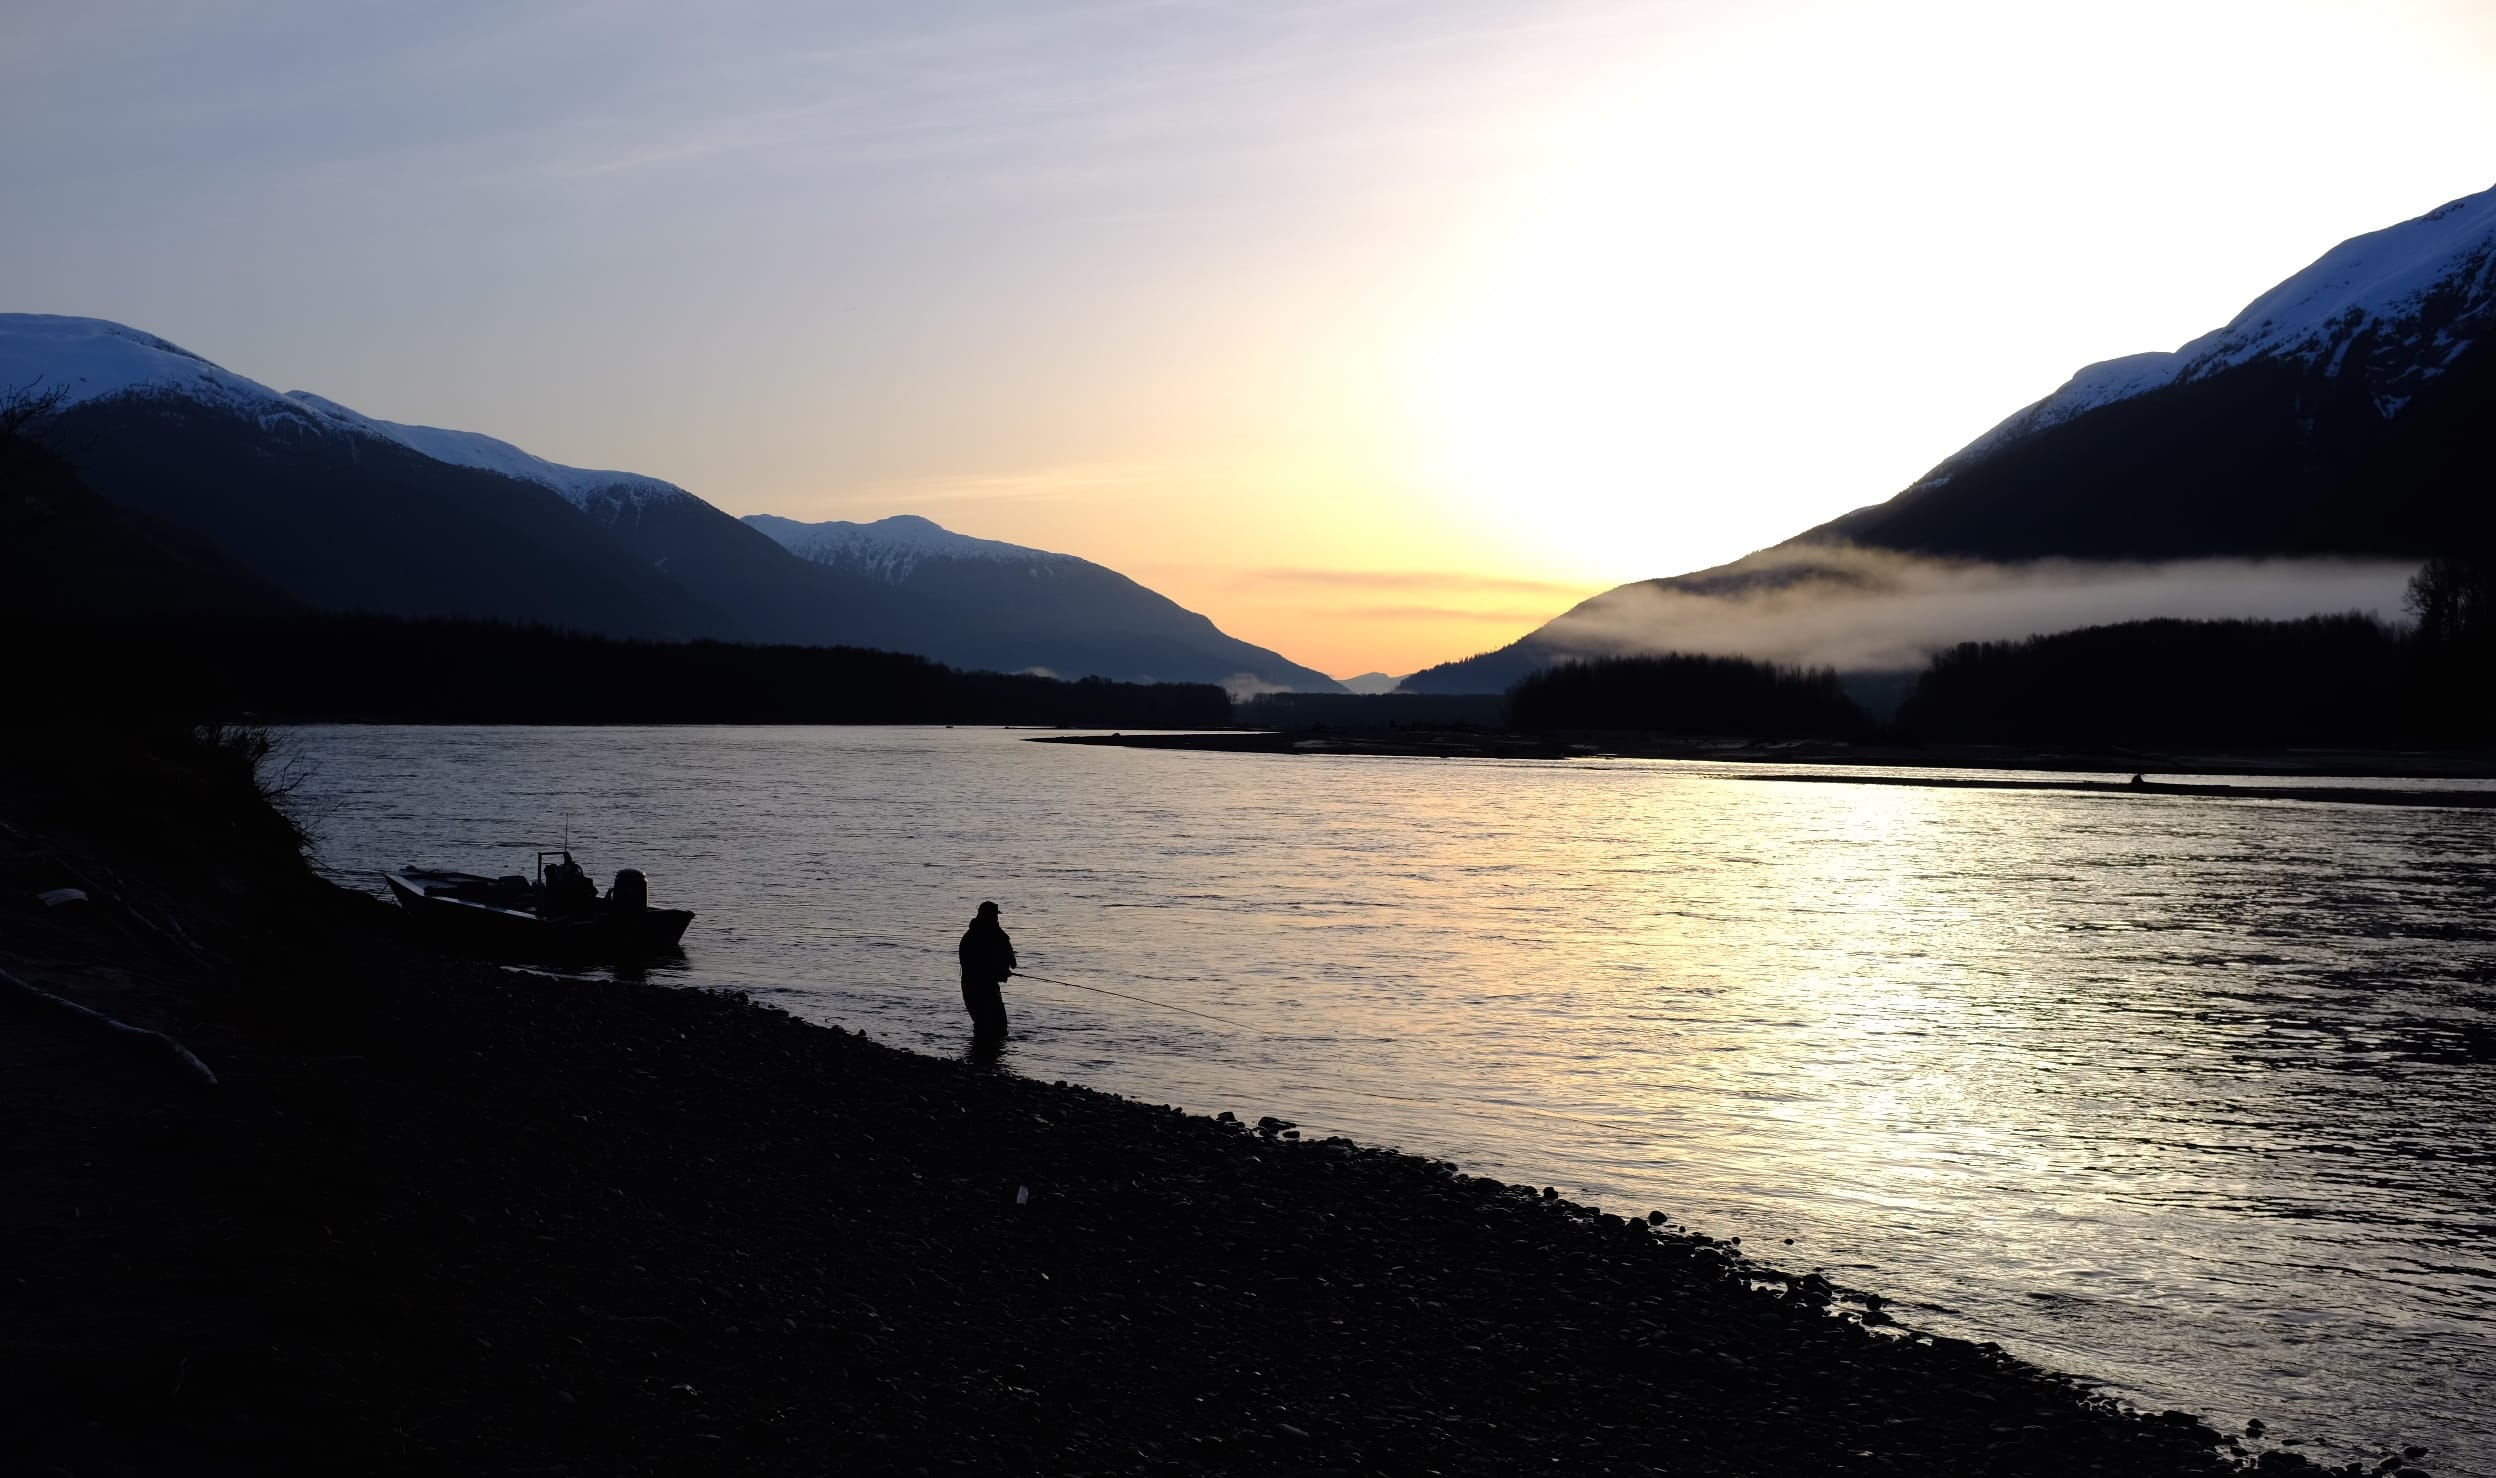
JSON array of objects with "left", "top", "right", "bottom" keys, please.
[{"left": 1, "top": 733, "right": 2396, "bottom": 1476}]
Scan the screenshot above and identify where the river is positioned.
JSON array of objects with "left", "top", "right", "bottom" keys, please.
[{"left": 282, "top": 724, "right": 2496, "bottom": 1474}]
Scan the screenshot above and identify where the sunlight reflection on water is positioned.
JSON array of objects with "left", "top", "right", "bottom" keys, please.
[{"left": 285, "top": 725, "right": 2496, "bottom": 1474}]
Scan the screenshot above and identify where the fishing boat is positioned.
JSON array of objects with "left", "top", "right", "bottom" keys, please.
[{"left": 383, "top": 850, "right": 694, "bottom": 959}]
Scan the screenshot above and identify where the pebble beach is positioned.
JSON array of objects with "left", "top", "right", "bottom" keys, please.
[{"left": 0, "top": 727, "right": 2417, "bottom": 1476}]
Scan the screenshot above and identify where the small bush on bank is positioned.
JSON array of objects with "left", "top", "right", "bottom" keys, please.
[{"left": 0, "top": 719, "right": 309, "bottom": 868}]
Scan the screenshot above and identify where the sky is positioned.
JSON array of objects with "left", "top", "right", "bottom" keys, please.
[{"left": 5, "top": 1, "right": 2495, "bottom": 678}]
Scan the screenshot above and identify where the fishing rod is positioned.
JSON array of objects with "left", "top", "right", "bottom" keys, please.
[
  {"left": 775, "top": 930, "right": 1634, "bottom": 1129},
  {"left": 1008, "top": 974, "right": 1645, "bottom": 1135},
  {"left": 1008, "top": 970, "right": 1255, "bottom": 1031},
  {"left": 984, "top": 963, "right": 1638, "bottom": 1133},
  {"left": 430, "top": 906, "right": 1645, "bottom": 1137},
  {"left": 990, "top": 966, "right": 1653, "bottom": 1135},
  {"left": 802, "top": 927, "right": 1258, "bottom": 1031},
  {"left": 407, "top": 904, "right": 1642, "bottom": 1136}
]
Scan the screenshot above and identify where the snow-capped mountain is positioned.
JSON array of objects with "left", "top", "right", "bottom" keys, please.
[
  {"left": 263, "top": 386, "right": 876, "bottom": 652},
  {"left": 281, "top": 391, "right": 693, "bottom": 512},
  {"left": 746, "top": 513, "right": 1345, "bottom": 694},
  {"left": 1404, "top": 184, "right": 2494, "bottom": 692},
  {"left": 744, "top": 513, "right": 1073, "bottom": 582},
  {"left": 0, "top": 314, "right": 693, "bottom": 522},
  {"left": 1928, "top": 184, "right": 2496, "bottom": 482},
  {"left": 2, "top": 314, "right": 725, "bottom": 638},
  {"left": 2, "top": 312, "right": 1340, "bottom": 690},
  {"left": 0, "top": 315, "right": 303, "bottom": 420},
  {"left": 1797, "top": 181, "right": 2496, "bottom": 565}
]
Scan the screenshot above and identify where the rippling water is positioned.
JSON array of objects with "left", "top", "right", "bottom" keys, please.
[{"left": 283, "top": 725, "right": 2496, "bottom": 1474}]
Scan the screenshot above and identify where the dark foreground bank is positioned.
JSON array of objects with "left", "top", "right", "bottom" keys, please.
[{"left": 1, "top": 731, "right": 2420, "bottom": 1476}]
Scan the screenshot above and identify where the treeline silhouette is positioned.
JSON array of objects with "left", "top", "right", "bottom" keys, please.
[
  {"left": 1237, "top": 692, "right": 1508, "bottom": 729},
  {"left": 1506, "top": 654, "right": 1872, "bottom": 738},
  {"left": 1495, "top": 599, "right": 2493, "bottom": 748},
  {"left": 1896, "top": 611, "right": 2490, "bottom": 746},
  {"left": 21, "top": 615, "right": 1232, "bottom": 728}
]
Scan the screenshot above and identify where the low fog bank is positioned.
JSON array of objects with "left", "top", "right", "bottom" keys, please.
[
  {"left": 1222, "top": 672, "right": 1300, "bottom": 701},
  {"left": 1540, "top": 550, "right": 2422, "bottom": 673}
]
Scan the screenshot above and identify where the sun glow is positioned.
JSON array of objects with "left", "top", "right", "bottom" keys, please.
[
  {"left": 1407, "top": 0, "right": 2496, "bottom": 586},
  {"left": 13, "top": 1, "right": 2493, "bottom": 678}
]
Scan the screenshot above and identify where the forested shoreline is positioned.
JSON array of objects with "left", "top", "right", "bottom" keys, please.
[
  {"left": 1895, "top": 612, "right": 2486, "bottom": 746},
  {"left": 17, "top": 604, "right": 2491, "bottom": 750},
  {"left": 21, "top": 614, "right": 1232, "bottom": 728},
  {"left": 1495, "top": 571, "right": 2493, "bottom": 750}
]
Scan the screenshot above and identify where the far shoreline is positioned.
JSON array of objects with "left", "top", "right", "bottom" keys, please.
[{"left": 1031, "top": 728, "right": 2496, "bottom": 802}]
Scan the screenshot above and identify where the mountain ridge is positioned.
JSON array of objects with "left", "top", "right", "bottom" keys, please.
[
  {"left": 744, "top": 512, "right": 1077, "bottom": 580},
  {"left": 281, "top": 390, "right": 690, "bottom": 510},
  {"left": 1, "top": 313, "right": 1340, "bottom": 691},
  {"left": 745, "top": 513, "right": 1344, "bottom": 694},
  {"left": 1930, "top": 183, "right": 2496, "bottom": 479},
  {"left": 1405, "top": 183, "right": 2493, "bottom": 692}
]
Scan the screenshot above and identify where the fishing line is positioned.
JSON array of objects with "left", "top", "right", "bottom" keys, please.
[
  {"left": 1264, "top": 1069, "right": 1656, "bottom": 1135},
  {"left": 794, "top": 927, "right": 1257, "bottom": 1029},
  {"left": 392, "top": 904, "right": 1643, "bottom": 1141},
  {"left": 793, "top": 927, "right": 1646, "bottom": 1135},
  {"left": 1006, "top": 971, "right": 1256, "bottom": 1030},
  {"left": 803, "top": 927, "right": 1257, "bottom": 1030}
]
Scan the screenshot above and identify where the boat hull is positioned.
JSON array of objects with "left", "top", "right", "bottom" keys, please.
[{"left": 385, "top": 872, "right": 693, "bottom": 961}]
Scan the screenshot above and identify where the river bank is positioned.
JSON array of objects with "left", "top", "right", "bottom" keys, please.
[
  {"left": 1036, "top": 728, "right": 2496, "bottom": 791},
  {"left": 2, "top": 727, "right": 2418, "bottom": 1475}
]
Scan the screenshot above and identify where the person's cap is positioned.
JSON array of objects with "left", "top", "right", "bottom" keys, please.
[{"left": 977, "top": 900, "right": 1000, "bottom": 915}]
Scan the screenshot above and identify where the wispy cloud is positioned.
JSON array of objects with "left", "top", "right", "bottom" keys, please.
[
  {"left": 1193, "top": 566, "right": 1600, "bottom": 636},
  {"left": 1241, "top": 567, "right": 1593, "bottom": 597},
  {"left": 1536, "top": 548, "right": 2422, "bottom": 672},
  {"left": 524, "top": 1, "right": 1664, "bottom": 187},
  {"left": 1333, "top": 604, "right": 1577, "bottom": 624}
]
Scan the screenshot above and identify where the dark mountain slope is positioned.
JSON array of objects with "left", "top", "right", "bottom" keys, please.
[
  {"left": 45, "top": 395, "right": 726, "bottom": 640},
  {"left": 564, "top": 487, "right": 931, "bottom": 651},
  {"left": 1407, "top": 186, "right": 2495, "bottom": 692},
  {"left": 280, "top": 388, "right": 922, "bottom": 652},
  {"left": 2302, "top": 329, "right": 2496, "bottom": 551},
  {"left": 5, "top": 315, "right": 1341, "bottom": 689},
  {"left": 746, "top": 515, "right": 1344, "bottom": 691},
  {"left": 280, "top": 382, "right": 1344, "bottom": 688},
  {"left": 1804, "top": 183, "right": 2495, "bottom": 560},
  {"left": 1805, "top": 336, "right": 2493, "bottom": 560},
  {"left": 2, "top": 419, "right": 294, "bottom": 622},
  {"left": 867, "top": 561, "right": 1340, "bottom": 691}
]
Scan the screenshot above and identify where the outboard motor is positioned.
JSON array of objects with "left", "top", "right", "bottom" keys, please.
[{"left": 610, "top": 868, "right": 648, "bottom": 912}]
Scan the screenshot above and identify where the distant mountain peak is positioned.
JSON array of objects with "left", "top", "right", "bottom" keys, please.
[
  {"left": 279, "top": 391, "right": 691, "bottom": 510},
  {"left": 26, "top": 314, "right": 213, "bottom": 369},
  {"left": 0, "top": 314, "right": 699, "bottom": 517},
  {"left": 1408, "top": 183, "right": 2495, "bottom": 692},
  {"left": 0, "top": 312, "right": 303, "bottom": 422},
  {"left": 3, "top": 312, "right": 1344, "bottom": 692},
  {"left": 743, "top": 512, "right": 1072, "bottom": 584},
  {"left": 1931, "top": 181, "right": 2496, "bottom": 480}
]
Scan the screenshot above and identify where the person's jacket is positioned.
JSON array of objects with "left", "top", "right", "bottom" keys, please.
[{"left": 958, "top": 919, "right": 1015, "bottom": 984}]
